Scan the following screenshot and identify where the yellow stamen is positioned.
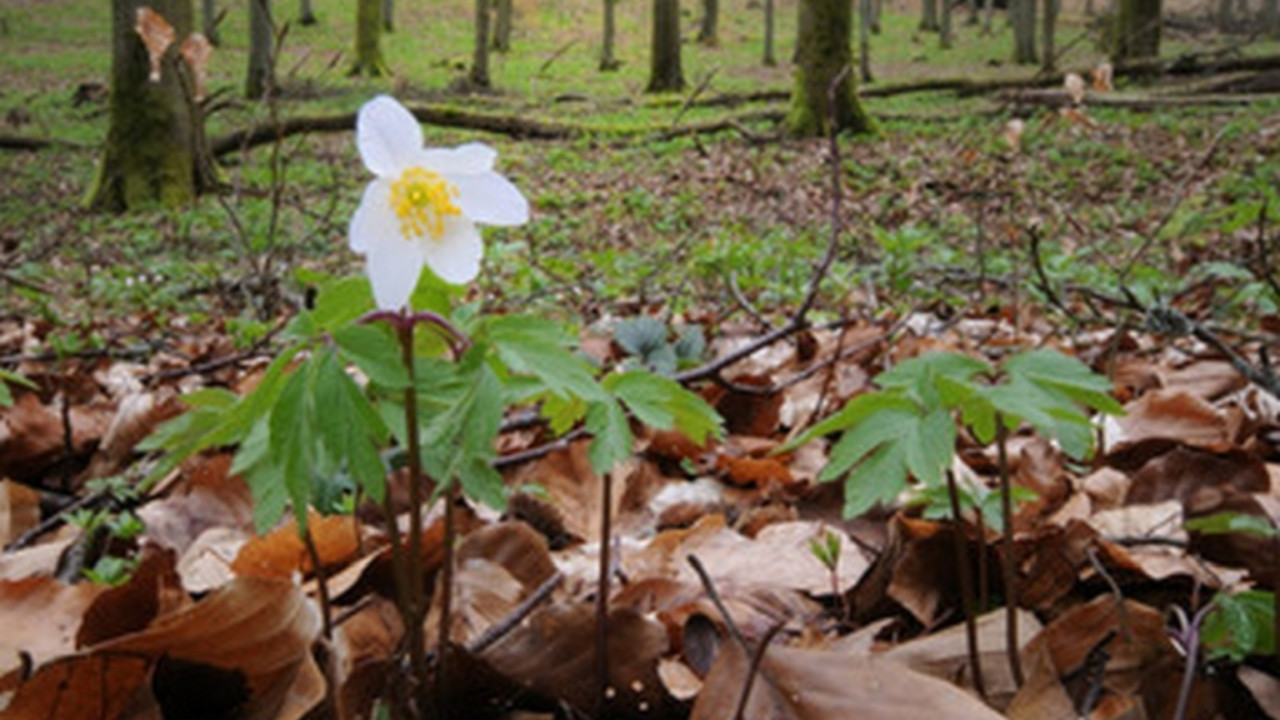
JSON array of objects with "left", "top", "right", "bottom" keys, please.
[{"left": 390, "top": 167, "right": 461, "bottom": 241}]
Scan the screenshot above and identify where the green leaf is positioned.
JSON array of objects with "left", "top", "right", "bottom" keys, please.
[
  {"left": 585, "top": 399, "right": 633, "bottom": 474},
  {"left": 333, "top": 323, "right": 410, "bottom": 389},
  {"left": 843, "top": 441, "right": 909, "bottom": 518},
  {"left": 485, "top": 315, "right": 605, "bottom": 402},
  {"left": 268, "top": 359, "right": 315, "bottom": 529},
  {"left": 312, "top": 349, "right": 390, "bottom": 502},
  {"left": 903, "top": 407, "right": 956, "bottom": 489},
  {"left": 817, "top": 394, "right": 919, "bottom": 483},
  {"left": 0, "top": 369, "right": 37, "bottom": 408},
  {"left": 1002, "top": 349, "right": 1124, "bottom": 416},
  {"left": 876, "top": 352, "right": 989, "bottom": 399},
  {"left": 614, "top": 316, "right": 668, "bottom": 356},
  {"left": 1203, "top": 590, "right": 1276, "bottom": 662},
  {"left": 176, "top": 387, "right": 239, "bottom": 410},
  {"left": 1185, "top": 511, "right": 1278, "bottom": 537},
  {"left": 309, "top": 275, "right": 376, "bottom": 331},
  {"left": 604, "top": 370, "right": 722, "bottom": 445}
]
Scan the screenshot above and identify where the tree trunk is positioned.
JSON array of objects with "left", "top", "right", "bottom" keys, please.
[
  {"left": 382, "top": 0, "right": 394, "bottom": 32},
  {"left": 299, "top": 0, "right": 317, "bottom": 25},
  {"left": 787, "top": 0, "right": 873, "bottom": 136},
  {"left": 859, "top": 0, "right": 873, "bottom": 82},
  {"left": 88, "top": 0, "right": 216, "bottom": 212},
  {"left": 871, "top": 0, "right": 882, "bottom": 33},
  {"left": 1217, "top": 0, "right": 1232, "bottom": 32},
  {"left": 1011, "top": 0, "right": 1038, "bottom": 64},
  {"left": 1265, "top": 0, "right": 1280, "bottom": 37},
  {"left": 1111, "top": 0, "right": 1162, "bottom": 62},
  {"left": 647, "top": 0, "right": 685, "bottom": 92},
  {"left": 245, "top": 0, "right": 274, "bottom": 99},
  {"left": 1041, "top": 0, "right": 1058, "bottom": 72},
  {"left": 493, "top": 0, "right": 513, "bottom": 51},
  {"left": 921, "top": 0, "right": 940, "bottom": 31},
  {"left": 967, "top": 0, "right": 979, "bottom": 25},
  {"left": 698, "top": 0, "right": 719, "bottom": 45},
  {"left": 601, "top": 0, "right": 621, "bottom": 70},
  {"left": 351, "top": 0, "right": 388, "bottom": 76},
  {"left": 940, "top": 0, "right": 953, "bottom": 47},
  {"left": 201, "top": 0, "right": 219, "bottom": 44},
  {"left": 470, "top": 0, "right": 492, "bottom": 88},
  {"left": 984, "top": 0, "right": 995, "bottom": 33},
  {"left": 764, "top": 0, "right": 777, "bottom": 65}
]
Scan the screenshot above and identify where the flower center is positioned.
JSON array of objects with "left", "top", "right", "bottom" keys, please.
[{"left": 390, "top": 167, "right": 461, "bottom": 241}]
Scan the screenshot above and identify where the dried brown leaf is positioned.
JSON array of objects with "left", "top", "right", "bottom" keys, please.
[{"left": 135, "top": 6, "right": 176, "bottom": 83}]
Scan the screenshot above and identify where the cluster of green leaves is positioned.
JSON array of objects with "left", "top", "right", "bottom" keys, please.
[
  {"left": 1185, "top": 511, "right": 1278, "bottom": 662},
  {"left": 783, "top": 349, "right": 1123, "bottom": 519},
  {"left": 64, "top": 476, "right": 146, "bottom": 585},
  {"left": 143, "top": 272, "right": 722, "bottom": 534},
  {"left": 612, "top": 316, "right": 706, "bottom": 376}
]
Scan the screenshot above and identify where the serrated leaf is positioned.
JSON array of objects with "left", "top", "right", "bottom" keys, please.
[
  {"left": 1002, "top": 349, "right": 1124, "bottom": 416},
  {"left": 843, "top": 441, "right": 909, "bottom": 518},
  {"left": 486, "top": 315, "right": 605, "bottom": 402},
  {"left": 268, "top": 361, "right": 315, "bottom": 528},
  {"left": 585, "top": 399, "right": 633, "bottom": 474},
  {"left": 876, "top": 352, "right": 989, "bottom": 395},
  {"left": 310, "top": 275, "right": 376, "bottom": 331},
  {"left": 333, "top": 323, "right": 410, "bottom": 389},
  {"left": 674, "top": 325, "right": 706, "bottom": 361},
  {"left": 1203, "top": 590, "right": 1275, "bottom": 662},
  {"left": 604, "top": 370, "right": 722, "bottom": 445},
  {"left": 817, "top": 395, "right": 919, "bottom": 483},
  {"left": 903, "top": 408, "right": 956, "bottom": 488}
]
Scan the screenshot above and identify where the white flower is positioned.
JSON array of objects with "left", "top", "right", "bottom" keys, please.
[{"left": 349, "top": 95, "right": 529, "bottom": 309}]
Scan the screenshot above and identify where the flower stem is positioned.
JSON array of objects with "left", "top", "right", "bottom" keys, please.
[
  {"left": 995, "top": 414, "right": 1024, "bottom": 688},
  {"left": 395, "top": 318, "right": 431, "bottom": 717}
]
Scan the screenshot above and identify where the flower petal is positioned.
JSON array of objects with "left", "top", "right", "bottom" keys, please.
[
  {"left": 365, "top": 235, "right": 428, "bottom": 310},
  {"left": 357, "top": 95, "right": 422, "bottom": 177},
  {"left": 424, "top": 217, "right": 483, "bottom": 285},
  {"left": 450, "top": 172, "right": 529, "bottom": 227},
  {"left": 418, "top": 142, "right": 497, "bottom": 175},
  {"left": 348, "top": 180, "right": 394, "bottom": 253}
]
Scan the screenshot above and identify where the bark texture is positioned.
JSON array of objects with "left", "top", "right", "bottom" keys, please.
[
  {"left": 201, "top": 0, "right": 219, "bottom": 44},
  {"left": 470, "top": 0, "right": 492, "bottom": 87},
  {"left": 786, "top": 0, "right": 873, "bottom": 136},
  {"left": 763, "top": 0, "right": 777, "bottom": 66},
  {"left": 1041, "top": 0, "right": 1058, "bottom": 72},
  {"left": 382, "top": 0, "right": 394, "bottom": 32},
  {"left": 1111, "top": 0, "right": 1162, "bottom": 62},
  {"left": 698, "top": 0, "right": 719, "bottom": 45},
  {"left": 646, "top": 0, "right": 685, "bottom": 93},
  {"left": 299, "top": 0, "right": 316, "bottom": 25},
  {"left": 1011, "top": 0, "right": 1038, "bottom": 64},
  {"left": 920, "top": 0, "right": 940, "bottom": 31},
  {"left": 493, "top": 0, "right": 513, "bottom": 51},
  {"left": 88, "top": 0, "right": 216, "bottom": 212},
  {"left": 351, "top": 0, "right": 388, "bottom": 76},
  {"left": 601, "top": 0, "right": 621, "bottom": 70},
  {"left": 245, "top": 0, "right": 274, "bottom": 99}
]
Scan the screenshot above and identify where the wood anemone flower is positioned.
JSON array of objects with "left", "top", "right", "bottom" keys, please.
[{"left": 348, "top": 95, "right": 529, "bottom": 310}]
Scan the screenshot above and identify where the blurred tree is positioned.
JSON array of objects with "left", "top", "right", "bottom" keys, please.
[
  {"left": 787, "top": 0, "right": 872, "bottom": 136},
  {"left": 299, "top": 0, "right": 316, "bottom": 25},
  {"left": 698, "top": 0, "right": 719, "bottom": 45},
  {"left": 493, "top": 0, "right": 513, "bottom": 51},
  {"left": 601, "top": 0, "right": 621, "bottom": 70},
  {"left": 763, "top": 0, "right": 777, "bottom": 66},
  {"left": 471, "top": 0, "right": 492, "bottom": 87},
  {"left": 1041, "top": 0, "right": 1058, "bottom": 72},
  {"left": 940, "top": 0, "right": 952, "bottom": 47},
  {"left": 201, "top": 0, "right": 219, "bottom": 44},
  {"left": 351, "top": 0, "right": 388, "bottom": 75},
  {"left": 245, "top": 0, "right": 274, "bottom": 99},
  {"left": 1262, "top": 0, "right": 1279, "bottom": 37},
  {"left": 858, "top": 0, "right": 872, "bottom": 81},
  {"left": 1011, "top": 0, "right": 1037, "bottom": 64},
  {"left": 1111, "top": 0, "right": 1161, "bottom": 61},
  {"left": 647, "top": 0, "right": 685, "bottom": 92},
  {"left": 88, "top": 0, "right": 217, "bottom": 212},
  {"left": 382, "top": 0, "right": 394, "bottom": 32},
  {"left": 920, "top": 0, "right": 940, "bottom": 31}
]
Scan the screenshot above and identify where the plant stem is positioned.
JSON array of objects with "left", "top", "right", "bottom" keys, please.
[
  {"left": 301, "top": 525, "right": 334, "bottom": 640},
  {"left": 437, "top": 482, "right": 458, "bottom": 720},
  {"left": 946, "top": 470, "right": 987, "bottom": 703},
  {"left": 395, "top": 319, "right": 432, "bottom": 717},
  {"left": 595, "top": 471, "right": 613, "bottom": 719},
  {"left": 995, "top": 414, "right": 1024, "bottom": 687}
]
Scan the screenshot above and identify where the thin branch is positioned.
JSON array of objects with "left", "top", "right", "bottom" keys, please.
[{"left": 467, "top": 571, "right": 563, "bottom": 654}]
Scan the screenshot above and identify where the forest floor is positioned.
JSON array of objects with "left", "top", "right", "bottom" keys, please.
[{"left": 3, "top": 0, "right": 1280, "bottom": 719}]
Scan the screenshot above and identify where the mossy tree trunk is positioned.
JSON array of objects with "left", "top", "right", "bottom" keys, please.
[
  {"left": 921, "top": 0, "right": 940, "bottom": 31},
  {"left": 201, "top": 0, "right": 220, "bottom": 44},
  {"left": 470, "top": 0, "right": 492, "bottom": 88},
  {"left": 1041, "top": 0, "right": 1058, "bottom": 71},
  {"left": 1011, "top": 0, "right": 1038, "bottom": 64},
  {"left": 1265, "top": 0, "right": 1280, "bottom": 38},
  {"left": 601, "top": 0, "right": 621, "bottom": 70},
  {"left": 698, "top": 0, "right": 719, "bottom": 45},
  {"left": 871, "top": 0, "right": 882, "bottom": 33},
  {"left": 763, "top": 0, "right": 777, "bottom": 66},
  {"left": 299, "top": 0, "right": 317, "bottom": 25},
  {"left": 88, "top": 0, "right": 216, "bottom": 213},
  {"left": 1111, "top": 0, "right": 1161, "bottom": 62},
  {"left": 245, "top": 0, "right": 274, "bottom": 99},
  {"left": 646, "top": 0, "right": 685, "bottom": 92},
  {"left": 858, "top": 0, "right": 873, "bottom": 82},
  {"left": 940, "top": 0, "right": 953, "bottom": 47},
  {"left": 382, "top": 0, "right": 394, "bottom": 32},
  {"left": 351, "top": 0, "right": 388, "bottom": 76},
  {"left": 493, "top": 0, "right": 513, "bottom": 51},
  {"left": 786, "top": 0, "right": 873, "bottom": 137}
]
